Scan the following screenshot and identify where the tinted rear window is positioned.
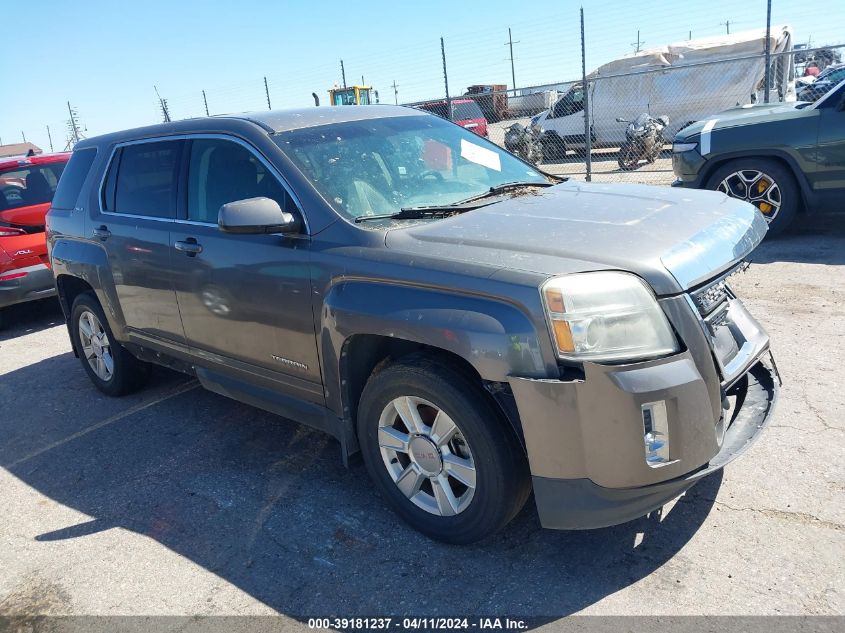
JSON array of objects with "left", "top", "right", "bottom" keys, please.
[
  {"left": 1, "top": 161, "right": 67, "bottom": 212},
  {"left": 102, "top": 141, "right": 182, "bottom": 218},
  {"left": 50, "top": 150, "right": 95, "bottom": 210},
  {"left": 452, "top": 102, "right": 484, "bottom": 121}
]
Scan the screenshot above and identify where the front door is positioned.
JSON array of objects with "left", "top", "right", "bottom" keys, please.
[
  {"left": 93, "top": 139, "right": 185, "bottom": 343},
  {"left": 170, "top": 136, "right": 321, "bottom": 403},
  {"left": 814, "top": 83, "right": 845, "bottom": 208}
]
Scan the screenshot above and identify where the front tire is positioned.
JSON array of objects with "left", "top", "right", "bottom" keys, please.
[
  {"left": 705, "top": 158, "right": 799, "bottom": 236},
  {"left": 69, "top": 292, "right": 150, "bottom": 396},
  {"left": 357, "top": 355, "right": 530, "bottom": 544}
]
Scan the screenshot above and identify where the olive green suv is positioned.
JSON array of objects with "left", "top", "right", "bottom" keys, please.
[{"left": 672, "top": 79, "right": 845, "bottom": 235}]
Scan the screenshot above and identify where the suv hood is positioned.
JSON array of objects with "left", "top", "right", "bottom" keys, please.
[
  {"left": 676, "top": 102, "right": 811, "bottom": 139},
  {"left": 385, "top": 181, "right": 767, "bottom": 295}
]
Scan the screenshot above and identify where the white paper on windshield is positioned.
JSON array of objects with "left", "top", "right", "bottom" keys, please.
[{"left": 460, "top": 139, "right": 501, "bottom": 172}]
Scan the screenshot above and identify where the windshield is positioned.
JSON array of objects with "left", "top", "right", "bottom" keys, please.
[{"left": 273, "top": 114, "right": 546, "bottom": 221}]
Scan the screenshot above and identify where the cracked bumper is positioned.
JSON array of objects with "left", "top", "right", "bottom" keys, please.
[{"left": 510, "top": 357, "right": 778, "bottom": 530}]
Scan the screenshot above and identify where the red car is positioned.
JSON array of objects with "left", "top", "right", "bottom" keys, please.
[
  {"left": 415, "top": 99, "right": 489, "bottom": 137},
  {"left": 0, "top": 152, "right": 70, "bottom": 326}
]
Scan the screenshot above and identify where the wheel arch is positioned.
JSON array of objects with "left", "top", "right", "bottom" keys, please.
[{"left": 338, "top": 334, "right": 527, "bottom": 456}]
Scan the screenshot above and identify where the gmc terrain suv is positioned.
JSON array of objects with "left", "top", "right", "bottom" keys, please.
[{"left": 47, "top": 106, "right": 778, "bottom": 543}]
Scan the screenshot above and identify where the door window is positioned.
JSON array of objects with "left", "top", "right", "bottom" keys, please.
[
  {"left": 186, "top": 138, "right": 295, "bottom": 224},
  {"left": 551, "top": 86, "right": 585, "bottom": 118},
  {"left": 51, "top": 150, "right": 95, "bottom": 210},
  {"left": 106, "top": 141, "right": 183, "bottom": 218}
]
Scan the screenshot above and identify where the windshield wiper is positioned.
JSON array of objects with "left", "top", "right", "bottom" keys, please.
[
  {"left": 353, "top": 201, "right": 491, "bottom": 223},
  {"left": 354, "top": 181, "right": 555, "bottom": 224}
]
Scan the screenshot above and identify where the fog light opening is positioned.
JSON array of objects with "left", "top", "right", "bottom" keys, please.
[{"left": 642, "top": 401, "right": 676, "bottom": 468}]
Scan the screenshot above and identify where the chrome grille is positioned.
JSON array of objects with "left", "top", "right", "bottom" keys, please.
[{"left": 689, "top": 263, "right": 747, "bottom": 316}]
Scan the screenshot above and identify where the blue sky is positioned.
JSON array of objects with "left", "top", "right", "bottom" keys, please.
[{"left": 2, "top": 0, "right": 842, "bottom": 152}]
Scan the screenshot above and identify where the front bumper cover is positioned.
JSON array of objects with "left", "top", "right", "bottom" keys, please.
[{"left": 530, "top": 359, "right": 778, "bottom": 529}]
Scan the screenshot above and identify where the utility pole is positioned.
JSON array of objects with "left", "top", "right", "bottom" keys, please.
[
  {"left": 154, "top": 86, "right": 171, "bottom": 123},
  {"left": 361, "top": 75, "right": 365, "bottom": 86},
  {"left": 689, "top": 30, "right": 692, "bottom": 40},
  {"left": 441, "top": 37, "right": 451, "bottom": 121},
  {"left": 340, "top": 59, "right": 347, "bottom": 88},
  {"left": 202, "top": 90, "right": 210, "bottom": 116},
  {"left": 764, "top": 0, "right": 772, "bottom": 103},
  {"left": 46, "top": 125, "right": 54, "bottom": 152},
  {"left": 581, "top": 7, "right": 592, "bottom": 182},
  {"left": 67, "top": 101, "right": 81, "bottom": 145},
  {"left": 504, "top": 27, "right": 520, "bottom": 97},
  {"left": 631, "top": 30, "right": 644, "bottom": 52},
  {"left": 264, "top": 76, "right": 272, "bottom": 110},
  {"left": 391, "top": 80, "right": 399, "bottom": 105},
  {"left": 721, "top": 20, "right": 731, "bottom": 35},
  {"left": 21, "top": 131, "right": 26, "bottom": 143}
]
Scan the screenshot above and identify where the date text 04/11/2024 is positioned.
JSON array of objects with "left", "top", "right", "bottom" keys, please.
[{"left": 307, "top": 617, "right": 528, "bottom": 630}]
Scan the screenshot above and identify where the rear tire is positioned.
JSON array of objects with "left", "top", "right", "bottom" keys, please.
[
  {"left": 618, "top": 144, "right": 639, "bottom": 170},
  {"left": 705, "top": 158, "right": 799, "bottom": 236},
  {"left": 357, "top": 355, "right": 531, "bottom": 544},
  {"left": 540, "top": 133, "right": 567, "bottom": 162},
  {"left": 69, "top": 292, "right": 150, "bottom": 396}
]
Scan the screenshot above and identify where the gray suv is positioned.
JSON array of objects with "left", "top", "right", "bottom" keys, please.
[{"left": 47, "top": 106, "right": 778, "bottom": 543}]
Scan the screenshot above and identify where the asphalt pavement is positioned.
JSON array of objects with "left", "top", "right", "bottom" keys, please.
[{"left": 0, "top": 213, "right": 842, "bottom": 626}]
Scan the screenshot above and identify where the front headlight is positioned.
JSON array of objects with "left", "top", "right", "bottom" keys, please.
[
  {"left": 672, "top": 142, "right": 698, "bottom": 153},
  {"left": 541, "top": 272, "right": 680, "bottom": 363}
]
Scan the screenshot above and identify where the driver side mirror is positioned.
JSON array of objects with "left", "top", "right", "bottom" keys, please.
[{"left": 218, "top": 197, "right": 301, "bottom": 235}]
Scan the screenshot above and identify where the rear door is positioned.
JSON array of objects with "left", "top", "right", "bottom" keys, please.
[{"left": 93, "top": 139, "right": 185, "bottom": 342}]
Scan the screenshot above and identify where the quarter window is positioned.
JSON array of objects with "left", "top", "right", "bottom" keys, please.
[
  {"left": 108, "top": 141, "right": 183, "bottom": 218},
  {"left": 186, "top": 138, "right": 295, "bottom": 224}
]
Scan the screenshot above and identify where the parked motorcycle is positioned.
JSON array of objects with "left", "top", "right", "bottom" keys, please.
[
  {"left": 616, "top": 114, "right": 669, "bottom": 170},
  {"left": 504, "top": 122, "right": 543, "bottom": 165}
]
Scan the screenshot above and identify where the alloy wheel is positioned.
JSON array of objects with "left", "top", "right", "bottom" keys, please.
[
  {"left": 78, "top": 310, "right": 114, "bottom": 382},
  {"left": 717, "top": 169, "right": 781, "bottom": 222},
  {"left": 377, "top": 396, "right": 477, "bottom": 517}
]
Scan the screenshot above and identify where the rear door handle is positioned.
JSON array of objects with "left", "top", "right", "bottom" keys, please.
[
  {"left": 174, "top": 238, "right": 203, "bottom": 256},
  {"left": 92, "top": 226, "right": 111, "bottom": 240}
]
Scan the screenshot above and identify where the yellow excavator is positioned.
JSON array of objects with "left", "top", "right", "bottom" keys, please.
[{"left": 327, "top": 85, "right": 376, "bottom": 106}]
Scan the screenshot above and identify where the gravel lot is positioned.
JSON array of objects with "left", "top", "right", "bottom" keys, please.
[{"left": 0, "top": 212, "right": 843, "bottom": 626}]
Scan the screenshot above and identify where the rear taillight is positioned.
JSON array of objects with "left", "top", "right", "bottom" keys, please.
[
  {"left": 0, "top": 227, "right": 26, "bottom": 237},
  {"left": 0, "top": 271, "right": 28, "bottom": 281}
]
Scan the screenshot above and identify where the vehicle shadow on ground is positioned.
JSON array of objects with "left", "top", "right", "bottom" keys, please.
[
  {"left": 0, "top": 298, "right": 64, "bottom": 342},
  {"left": 1, "top": 355, "right": 721, "bottom": 623},
  {"left": 749, "top": 213, "right": 845, "bottom": 266}
]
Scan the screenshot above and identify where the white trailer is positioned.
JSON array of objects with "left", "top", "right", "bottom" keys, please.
[{"left": 534, "top": 26, "right": 794, "bottom": 153}]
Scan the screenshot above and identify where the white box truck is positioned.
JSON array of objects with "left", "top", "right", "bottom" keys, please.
[{"left": 534, "top": 26, "right": 794, "bottom": 157}]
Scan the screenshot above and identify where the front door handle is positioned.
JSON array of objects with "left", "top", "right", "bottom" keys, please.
[
  {"left": 92, "top": 226, "right": 111, "bottom": 240},
  {"left": 174, "top": 238, "right": 203, "bottom": 256}
]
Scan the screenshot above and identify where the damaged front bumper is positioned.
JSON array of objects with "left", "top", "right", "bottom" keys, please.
[
  {"left": 509, "top": 288, "right": 778, "bottom": 530},
  {"left": 523, "top": 359, "right": 778, "bottom": 529}
]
